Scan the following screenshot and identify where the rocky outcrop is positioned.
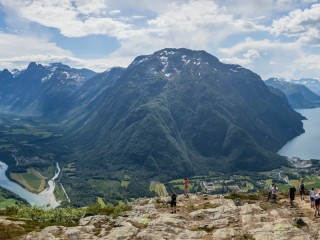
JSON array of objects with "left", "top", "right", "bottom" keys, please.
[{"left": 7, "top": 193, "right": 320, "bottom": 239}]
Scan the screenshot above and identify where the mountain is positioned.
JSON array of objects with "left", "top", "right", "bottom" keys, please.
[
  {"left": 63, "top": 67, "right": 126, "bottom": 123},
  {"left": 0, "top": 62, "right": 97, "bottom": 118},
  {"left": 292, "top": 78, "right": 320, "bottom": 96},
  {"left": 60, "top": 48, "right": 304, "bottom": 203},
  {"left": 265, "top": 78, "right": 320, "bottom": 108}
]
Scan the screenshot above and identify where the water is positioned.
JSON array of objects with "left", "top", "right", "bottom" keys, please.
[
  {"left": 278, "top": 108, "right": 320, "bottom": 160},
  {"left": 0, "top": 161, "right": 60, "bottom": 208}
]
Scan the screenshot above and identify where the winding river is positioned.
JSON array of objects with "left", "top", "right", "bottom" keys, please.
[
  {"left": 278, "top": 108, "right": 320, "bottom": 160},
  {"left": 0, "top": 161, "right": 60, "bottom": 208}
]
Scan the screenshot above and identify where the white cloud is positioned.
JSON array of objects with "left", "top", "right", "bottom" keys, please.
[
  {"left": 0, "top": 33, "right": 118, "bottom": 72},
  {"left": 292, "top": 54, "right": 320, "bottom": 78},
  {"left": 0, "top": 33, "right": 72, "bottom": 58},
  {"left": 218, "top": 38, "right": 306, "bottom": 79},
  {"left": 109, "top": 0, "right": 268, "bottom": 61},
  {"left": 271, "top": 4, "right": 320, "bottom": 45},
  {"left": 243, "top": 49, "right": 260, "bottom": 59},
  {"left": 75, "top": 0, "right": 108, "bottom": 15},
  {"left": 0, "top": 0, "right": 319, "bottom": 80},
  {"left": 0, "top": 0, "right": 132, "bottom": 38},
  {"left": 109, "top": 9, "right": 121, "bottom": 15},
  {"left": 302, "top": 0, "right": 318, "bottom": 3}
]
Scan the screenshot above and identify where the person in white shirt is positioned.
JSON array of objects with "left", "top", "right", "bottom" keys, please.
[
  {"left": 267, "top": 183, "right": 274, "bottom": 202},
  {"left": 310, "top": 188, "right": 315, "bottom": 208},
  {"left": 271, "top": 184, "right": 278, "bottom": 203}
]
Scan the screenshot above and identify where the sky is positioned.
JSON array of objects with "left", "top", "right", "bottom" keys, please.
[{"left": 0, "top": 0, "right": 319, "bottom": 80}]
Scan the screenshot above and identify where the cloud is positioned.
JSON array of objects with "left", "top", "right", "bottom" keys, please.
[
  {"left": 0, "top": 32, "right": 118, "bottom": 72},
  {"left": 292, "top": 54, "right": 320, "bottom": 78},
  {"left": 0, "top": 0, "right": 319, "bottom": 80},
  {"left": 0, "top": 0, "right": 132, "bottom": 38},
  {"left": 109, "top": 0, "right": 268, "bottom": 61},
  {"left": 109, "top": 9, "right": 121, "bottom": 15},
  {"left": 0, "top": 33, "right": 72, "bottom": 58},
  {"left": 271, "top": 4, "right": 320, "bottom": 45},
  {"left": 243, "top": 49, "right": 261, "bottom": 59},
  {"left": 218, "top": 38, "right": 306, "bottom": 79}
]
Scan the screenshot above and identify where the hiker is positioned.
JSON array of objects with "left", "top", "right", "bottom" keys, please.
[
  {"left": 289, "top": 185, "right": 296, "bottom": 207},
  {"left": 314, "top": 192, "right": 320, "bottom": 217},
  {"left": 184, "top": 178, "right": 189, "bottom": 196},
  {"left": 267, "top": 183, "right": 274, "bottom": 202},
  {"left": 299, "top": 181, "right": 305, "bottom": 200},
  {"left": 170, "top": 191, "right": 177, "bottom": 214},
  {"left": 310, "top": 188, "right": 315, "bottom": 208},
  {"left": 271, "top": 184, "right": 278, "bottom": 203}
]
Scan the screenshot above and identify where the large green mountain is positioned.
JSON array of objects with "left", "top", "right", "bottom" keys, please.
[{"left": 62, "top": 48, "right": 304, "bottom": 198}]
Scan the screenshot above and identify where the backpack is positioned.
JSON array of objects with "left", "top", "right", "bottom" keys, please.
[{"left": 171, "top": 193, "right": 177, "bottom": 202}]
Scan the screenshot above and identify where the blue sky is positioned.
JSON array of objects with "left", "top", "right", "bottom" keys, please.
[{"left": 0, "top": 0, "right": 319, "bottom": 80}]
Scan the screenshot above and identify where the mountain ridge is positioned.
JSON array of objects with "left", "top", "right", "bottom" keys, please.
[{"left": 265, "top": 77, "right": 320, "bottom": 108}]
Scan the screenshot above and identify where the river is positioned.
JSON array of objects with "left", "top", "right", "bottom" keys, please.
[
  {"left": 0, "top": 161, "right": 60, "bottom": 208},
  {"left": 278, "top": 108, "right": 320, "bottom": 160}
]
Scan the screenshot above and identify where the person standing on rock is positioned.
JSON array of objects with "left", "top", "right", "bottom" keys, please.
[
  {"left": 310, "top": 188, "right": 315, "bottom": 208},
  {"left": 184, "top": 178, "right": 189, "bottom": 196},
  {"left": 170, "top": 191, "right": 177, "bottom": 214},
  {"left": 271, "top": 184, "right": 278, "bottom": 203},
  {"left": 289, "top": 185, "right": 296, "bottom": 207},
  {"left": 314, "top": 192, "right": 320, "bottom": 217},
  {"left": 267, "top": 183, "right": 274, "bottom": 202},
  {"left": 299, "top": 181, "right": 305, "bottom": 200}
]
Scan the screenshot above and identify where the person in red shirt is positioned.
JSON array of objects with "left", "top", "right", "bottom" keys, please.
[{"left": 184, "top": 178, "right": 189, "bottom": 196}]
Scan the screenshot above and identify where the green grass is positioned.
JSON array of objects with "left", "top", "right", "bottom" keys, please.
[
  {"left": 169, "top": 178, "right": 195, "bottom": 191},
  {"left": 10, "top": 169, "right": 46, "bottom": 193},
  {"left": 265, "top": 179, "right": 273, "bottom": 186},
  {"left": 290, "top": 180, "right": 300, "bottom": 187},
  {"left": 277, "top": 184, "right": 291, "bottom": 191},
  {"left": 54, "top": 182, "right": 68, "bottom": 203},
  {"left": 169, "top": 179, "right": 184, "bottom": 184},
  {"left": 37, "top": 165, "right": 56, "bottom": 179},
  {"left": 0, "top": 196, "right": 16, "bottom": 209},
  {"left": 150, "top": 182, "right": 168, "bottom": 196},
  {"left": 121, "top": 180, "right": 130, "bottom": 188},
  {"left": 22, "top": 171, "right": 43, "bottom": 190},
  {"left": 242, "top": 181, "right": 254, "bottom": 191},
  {"left": 97, "top": 197, "right": 106, "bottom": 208},
  {"left": 278, "top": 175, "right": 320, "bottom": 191},
  {"left": 213, "top": 184, "right": 222, "bottom": 188}
]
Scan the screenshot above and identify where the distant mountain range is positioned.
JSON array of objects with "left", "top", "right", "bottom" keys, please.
[
  {"left": 265, "top": 78, "right": 320, "bottom": 108},
  {"left": 0, "top": 48, "right": 306, "bottom": 204},
  {"left": 292, "top": 78, "right": 320, "bottom": 96},
  {"left": 0, "top": 62, "right": 96, "bottom": 118}
]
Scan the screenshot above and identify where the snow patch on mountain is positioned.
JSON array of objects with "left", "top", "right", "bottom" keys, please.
[
  {"left": 41, "top": 73, "right": 54, "bottom": 83},
  {"left": 132, "top": 57, "right": 150, "bottom": 66}
]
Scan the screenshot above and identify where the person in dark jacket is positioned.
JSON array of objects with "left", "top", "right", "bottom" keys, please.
[
  {"left": 171, "top": 191, "right": 177, "bottom": 214},
  {"left": 289, "top": 185, "right": 296, "bottom": 207}
]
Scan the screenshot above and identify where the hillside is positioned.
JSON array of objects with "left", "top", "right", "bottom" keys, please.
[
  {"left": 265, "top": 78, "right": 320, "bottom": 108},
  {"left": 59, "top": 48, "right": 304, "bottom": 204},
  {"left": 1, "top": 192, "right": 320, "bottom": 240}
]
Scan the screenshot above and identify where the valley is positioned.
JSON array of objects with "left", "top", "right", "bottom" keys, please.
[{"left": 0, "top": 48, "right": 319, "bottom": 207}]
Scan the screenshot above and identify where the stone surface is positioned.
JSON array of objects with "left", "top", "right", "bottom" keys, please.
[{"left": 8, "top": 193, "right": 320, "bottom": 240}]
